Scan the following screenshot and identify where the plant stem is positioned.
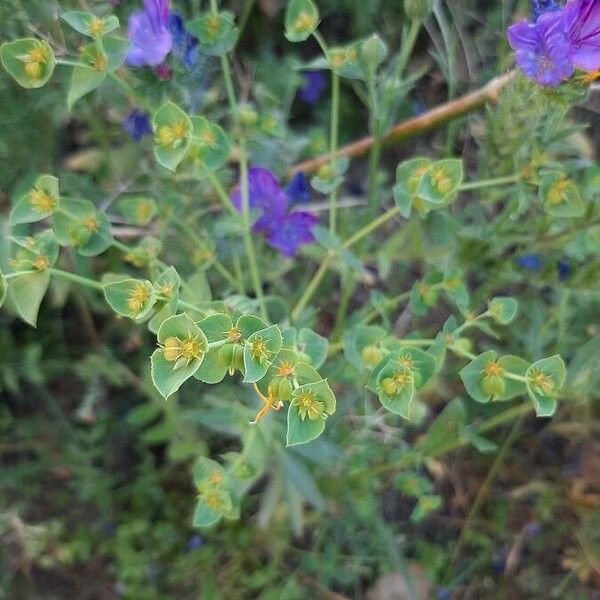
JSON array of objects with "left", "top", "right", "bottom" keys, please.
[
  {"left": 329, "top": 72, "right": 341, "bottom": 234},
  {"left": 207, "top": 171, "right": 237, "bottom": 215},
  {"left": 107, "top": 72, "right": 154, "bottom": 113},
  {"left": 367, "top": 18, "right": 422, "bottom": 207},
  {"left": 290, "top": 254, "right": 335, "bottom": 322},
  {"left": 239, "top": 140, "right": 268, "bottom": 322},
  {"left": 459, "top": 174, "right": 520, "bottom": 191},
  {"left": 444, "top": 414, "right": 526, "bottom": 580},
  {"left": 55, "top": 58, "right": 84, "bottom": 68},
  {"left": 343, "top": 206, "right": 400, "bottom": 248},
  {"left": 48, "top": 267, "right": 104, "bottom": 291}
]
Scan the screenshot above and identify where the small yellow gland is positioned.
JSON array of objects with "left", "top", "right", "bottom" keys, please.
[
  {"left": 157, "top": 122, "right": 188, "bottom": 149},
  {"left": 547, "top": 178, "right": 570, "bottom": 205},
  {"left": 529, "top": 370, "right": 554, "bottom": 395},
  {"left": 293, "top": 11, "right": 315, "bottom": 33},
  {"left": 295, "top": 391, "right": 323, "bottom": 421},
  {"left": 415, "top": 164, "right": 429, "bottom": 177},
  {"left": 201, "top": 129, "right": 217, "bottom": 147},
  {"left": 158, "top": 283, "right": 173, "bottom": 297},
  {"left": 203, "top": 491, "right": 223, "bottom": 510},
  {"left": 33, "top": 255, "right": 50, "bottom": 271},
  {"left": 277, "top": 361, "right": 295, "bottom": 378},
  {"left": 24, "top": 61, "right": 43, "bottom": 79},
  {"left": 432, "top": 167, "right": 452, "bottom": 194},
  {"left": 227, "top": 327, "right": 242, "bottom": 343},
  {"left": 29, "top": 188, "right": 56, "bottom": 213},
  {"left": 180, "top": 337, "right": 203, "bottom": 361},
  {"left": 91, "top": 54, "right": 108, "bottom": 72},
  {"left": 127, "top": 282, "right": 150, "bottom": 315},
  {"left": 209, "top": 471, "right": 222, "bottom": 486},
  {"left": 250, "top": 338, "right": 268, "bottom": 363},
  {"left": 483, "top": 361, "right": 504, "bottom": 378},
  {"left": 81, "top": 215, "right": 99, "bottom": 233},
  {"left": 206, "top": 14, "right": 220, "bottom": 37},
  {"left": 329, "top": 50, "right": 346, "bottom": 68},
  {"left": 398, "top": 356, "right": 414, "bottom": 371},
  {"left": 88, "top": 17, "right": 105, "bottom": 37}
]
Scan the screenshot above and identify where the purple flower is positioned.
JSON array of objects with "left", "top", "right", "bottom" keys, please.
[
  {"left": 169, "top": 13, "right": 198, "bottom": 70},
  {"left": 515, "top": 254, "right": 544, "bottom": 271},
  {"left": 531, "top": 0, "right": 561, "bottom": 21},
  {"left": 563, "top": 0, "right": 600, "bottom": 71},
  {"left": 298, "top": 71, "right": 326, "bottom": 105},
  {"left": 126, "top": 0, "right": 173, "bottom": 68},
  {"left": 122, "top": 109, "right": 152, "bottom": 141},
  {"left": 231, "top": 167, "right": 318, "bottom": 257},
  {"left": 557, "top": 259, "right": 571, "bottom": 281},
  {"left": 508, "top": 11, "right": 574, "bottom": 86},
  {"left": 285, "top": 172, "right": 310, "bottom": 205}
]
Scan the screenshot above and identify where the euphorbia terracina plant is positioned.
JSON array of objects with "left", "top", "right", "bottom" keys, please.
[{"left": 1, "top": 0, "right": 598, "bottom": 528}]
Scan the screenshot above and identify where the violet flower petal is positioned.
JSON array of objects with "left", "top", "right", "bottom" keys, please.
[
  {"left": 230, "top": 167, "right": 289, "bottom": 216},
  {"left": 564, "top": 0, "right": 600, "bottom": 71}
]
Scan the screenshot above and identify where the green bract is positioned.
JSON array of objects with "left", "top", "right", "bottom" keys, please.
[
  {"left": 10, "top": 230, "right": 59, "bottom": 273},
  {"left": 393, "top": 157, "right": 433, "bottom": 218},
  {"left": 153, "top": 102, "right": 193, "bottom": 171},
  {"left": 459, "top": 351, "right": 528, "bottom": 404},
  {"left": 488, "top": 297, "right": 519, "bottom": 325},
  {"left": 287, "top": 379, "right": 336, "bottom": 446},
  {"left": 343, "top": 325, "right": 387, "bottom": 370},
  {"left": 416, "top": 159, "right": 463, "bottom": 205},
  {"left": 0, "top": 38, "right": 56, "bottom": 89},
  {"left": 281, "top": 327, "right": 328, "bottom": 369},
  {"left": 11, "top": 175, "right": 60, "bottom": 225},
  {"left": 148, "top": 267, "right": 182, "bottom": 333},
  {"left": 375, "top": 361, "right": 415, "bottom": 417},
  {"left": 103, "top": 278, "right": 157, "bottom": 322},
  {"left": 539, "top": 173, "right": 585, "bottom": 218},
  {"left": 61, "top": 12, "right": 120, "bottom": 38},
  {"left": 188, "top": 117, "right": 232, "bottom": 173},
  {"left": 285, "top": 0, "right": 319, "bottom": 42},
  {"left": 192, "top": 457, "right": 236, "bottom": 527},
  {"left": 243, "top": 325, "right": 283, "bottom": 383},
  {"left": 151, "top": 314, "right": 209, "bottom": 399},
  {"left": 187, "top": 12, "right": 238, "bottom": 56},
  {"left": 525, "top": 355, "right": 566, "bottom": 417},
  {"left": 8, "top": 271, "right": 51, "bottom": 327},
  {"left": 118, "top": 197, "right": 158, "bottom": 226}
]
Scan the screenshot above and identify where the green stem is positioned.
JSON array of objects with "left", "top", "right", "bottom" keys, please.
[
  {"left": 459, "top": 174, "right": 520, "bottom": 192},
  {"left": 5, "top": 270, "right": 37, "bottom": 280},
  {"left": 290, "top": 254, "right": 334, "bottom": 322},
  {"left": 207, "top": 171, "right": 237, "bottom": 215},
  {"left": 444, "top": 414, "right": 526, "bottom": 580},
  {"left": 329, "top": 72, "right": 341, "bottom": 234},
  {"left": 239, "top": 140, "right": 269, "bottom": 322},
  {"left": 367, "top": 18, "right": 421, "bottom": 207},
  {"left": 343, "top": 206, "right": 400, "bottom": 248},
  {"left": 55, "top": 58, "right": 84, "bottom": 68},
  {"left": 48, "top": 267, "right": 104, "bottom": 291},
  {"left": 363, "top": 291, "right": 410, "bottom": 324}
]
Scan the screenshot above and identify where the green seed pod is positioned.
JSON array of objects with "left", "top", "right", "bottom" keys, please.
[
  {"left": 361, "top": 345, "right": 384, "bottom": 367},
  {"left": 236, "top": 104, "right": 259, "bottom": 128},
  {"left": 231, "top": 344, "right": 245, "bottom": 374},
  {"left": 480, "top": 374, "right": 506, "bottom": 399},
  {"left": 379, "top": 377, "right": 398, "bottom": 397},
  {"left": 217, "top": 343, "right": 234, "bottom": 369},
  {"left": 404, "top": 0, "right": 434, "bottom": 21},
  {"left": 269, "top": 376, "right": 293, "bottom": 403}
]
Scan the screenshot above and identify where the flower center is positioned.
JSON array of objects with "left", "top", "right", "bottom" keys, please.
[
  {"left": 295, "top": 391, "right": 323, "bottom": 420},
  {"left": 88, "top": 17, "right": 104, "bottom": 37},
  {"left": 81, "top": 215, "right": 99, "bottom": 233},
  {"left": 29, "top": 188, "right": 56, "bottom": 213},
  {"left": 127, "top": 282, "right": 150, "bottom": 315},
  {"left": 529, "top": 369, "right": 554, "bottom": 395},
  {"left": 277, "top": 362, "right": 294, "bottom": 378},
  {"left": 484, "top": 361, "right": 504, "bottom": 377}
]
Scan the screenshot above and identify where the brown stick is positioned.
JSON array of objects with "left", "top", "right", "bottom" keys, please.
[{"left": 289, "top": 70, "right": 517, "bottom": 177}]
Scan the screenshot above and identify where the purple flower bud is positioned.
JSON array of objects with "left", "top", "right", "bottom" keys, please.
[
  {"left": 557, "top": 259, "right": 570, "bottom": 281},
  {"left": 126, "top": 0, "right": 173, "bottom": 68},
  {"left": 298, "top": 71, "right": 326, "bottom": 105},
  {"left": 515, "top": 254, "right": 544, "bottom": 271},
  {"left": 122, "top": 109, "right": 152, "bottom": 141}
]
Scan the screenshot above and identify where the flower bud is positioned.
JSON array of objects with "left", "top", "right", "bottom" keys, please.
[
  {"left": 404, "top": 0, "right": 434, "bottom": 20},
  {"left": 236, "top": 104, "right": 259, "bottom": 128},
  {"left": 480, "top": 374, "right": 506, "bottom": 399}
]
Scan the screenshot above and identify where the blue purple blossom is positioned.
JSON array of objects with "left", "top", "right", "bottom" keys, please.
[
  {"left": 557, "top": 259, "right": 570, "bottom": 280},
  {"left": 298, "top": 71, "right": 326, "bottom": 105},
  {"left": 231, "top": 167, "right": 318, "bottom": 258},
  {"left": 285, "top": 172, "right": 310, "bottom": 205},
  {"left": 507, "top": 11, "right": 574, "bottom": 86},
  {"left": 169, "top": 13, "right": 199, "bottom": 70},
  {"left": 509, "top": 0, "right": 600, "bottom": 86},
  {"left": 126, "top": 0, "right": 173, "bottom": 68},
  {"left": 515, "top": 254, "right": 544, "bottom": 271},
  {"left": 122, "top": 109, "right": 152, "bottom": 141}
]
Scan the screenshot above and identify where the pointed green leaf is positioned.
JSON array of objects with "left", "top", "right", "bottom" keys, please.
[{"left": 9, "top": 271, "right": 50, "bottom": 327}]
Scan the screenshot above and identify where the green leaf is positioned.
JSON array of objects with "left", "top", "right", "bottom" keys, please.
[
  {"left": 102, "top": 36, "right": 130, "bottom": 72},
  {"left": 297, "top": 328, "right": 328, "bottom": 369},
  {"left": 416, "top": 159, "right": 463, "bottom": 205},
  {"left": 194, "top": 313, "right": 235, "bottom": 384},
  {"left": 192, "top": 457, "right": 234, "bottom": 527},
  {"left": 328, "top": 42, "right": 364, "bottom": 79},
  {"left": 10, "top": 230, "right": 59, "bottom": 272},
  {"left": 285, "top": 0, "right": 319, "bottom": 42},
  {"left": 61, "top": 12, "right": 119, "bottom": 38},
  {"left": 52, "top": 198, "right": 99, "bottom": 248},
  {"left": 11, "top": 175, "right": 59, "bottom": 225},
  {"left": 376, "top": 361, "right": 415, "bottom": 417},
  {"left": 67, "top": 42, "right": 108, "bottom": 109},
  {"left": 393, "top": 157, "right": 433, "bottom": 218},
  {"left": 151, "top": 314, "right": 208, "bottom": 398},
  {"left": 78, "top": 211, "right": 113, "bottom": 257},
  {"left": 0, "top": 38, "right": 55, "bottom": 89},
  {"left": 118, "top": 196, "right": 158, "bottom": 226},
  {"left": 488, "top": 296, "right": 518, "bottom": 325},
  {"left": 153, "top": 102, "right": 193, "bottom": 171},
  {"left": 8, "top": 271, "right": 50, "bottom": 327},
  {"left": 187, "top": 12, "right": 238, "bottom": 56},
  {"left": 410, "top": 495, "right": 442, "bottom": 523},
  {"left": 188, "top": 117, "right": 232, "bottom": 173},
  {"left": 287, "top": 379, "right": 335, "bottom": 446},
  {"left": 103, "top": 278, "right": 156, "bottom": 321},
  {"left": 419, "top": 398, "right": 466, "bottom": 457},
  {"left": 244, "top": 325, "right": 283, "bottom": 383},
  {"left": 526, "top": 355, "right": 566, "bottom": 417},
  {"left": 539, "top": 173, "right": 585, "bottom": 218},
  {"left": 409, "top": 272, "right": 443, "bottom": 316}
]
